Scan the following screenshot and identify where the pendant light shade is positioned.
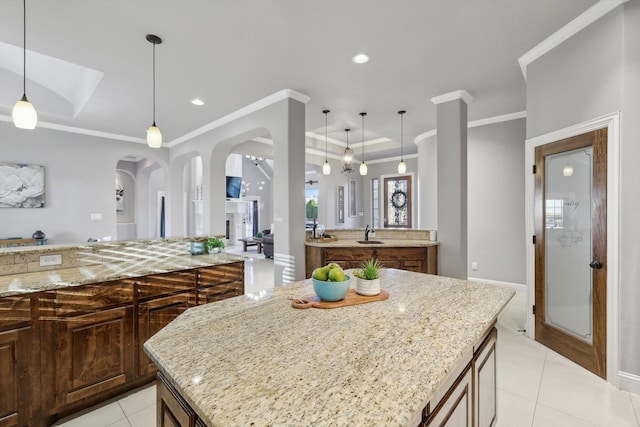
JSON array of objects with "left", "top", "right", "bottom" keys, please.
[
  {"left": 342, "top": 129, "right": 354, "bottom": 173},
  {"left": 13, "top": 0, "right": 37, "bottom": 130},
  {"left": 146, "top": 34, "right": 163, "bottom": 148},
  {"left": 359, "top": 112, "right": 367, "bottom": 176},
  {"left": 322, "top": 109, "right": 331, "bottom": 175},
  {"left": 398, "top": 110, "right": 407, "bottom": 174}
]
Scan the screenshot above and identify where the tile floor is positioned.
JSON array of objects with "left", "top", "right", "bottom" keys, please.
[{"left": 54, "top": 245, "right": 640, "bottom": 427}]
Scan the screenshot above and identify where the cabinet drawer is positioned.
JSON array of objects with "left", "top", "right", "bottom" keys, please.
[
  {"left": 197, "top": 263, "right": 244, "bottom": 287},
  {"left": 0, "top": 295, "right": 31, "bottom": 330},
  {"left": 197, "top": 282, "right": 243, "bottom": 305},
  {"left": 51, "top": 280, "right": 135, "bottom": 316},
  {"left": 136, "top": 270, "right": 196, "bottom": 300},
  {"left": 377, "top": 247, "right": 425, "bottom": 260},
  {"left": 323, "top": 248, "right": 374, "bottom": 264}
]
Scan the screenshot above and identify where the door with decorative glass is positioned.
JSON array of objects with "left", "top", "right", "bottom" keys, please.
[
  {"left": 383, "top": 175, "right": 412, "bottom": 228},
  {"left": 534, "top": 128, "right": 607, "bottom": 378}
]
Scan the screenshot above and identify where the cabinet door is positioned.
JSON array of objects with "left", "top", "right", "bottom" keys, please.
[
  {"left": 139, "top": 294, "right": 191, "bottom": 377},
  {"left": 473, "top": 328, "right": 497, "bottom": 427},
  {"left": 157, "top": 373, "right": 198, "bottom": 427},
  {"left": 52, "top": 305, "right": 135, "bottom": 407},
  {"left": 196, "top": 263, "right": 244, "bottom": 305},
  {"left": 0, "top": 326, "right": 33, "bottom": 427},
  {"left": 424, "top": 367, "right": 472, "bottom": 427}
]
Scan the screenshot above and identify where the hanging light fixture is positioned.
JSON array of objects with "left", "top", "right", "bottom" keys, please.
[
  {"left": 398, "top": 110, "right": 407, "bottom": 174},
  {"left": 341, "top": 128, "right": 354, "bottom": 173},
  {"left": 359, "top": 112, "right": 368, "bottom": 176},
  {"left": 12, "top": 0, "right": 37, "bottom": 130},
  {"left": 322, "top": 110, "right": 331, "bottom": 175},
  {"left": 146, "top": 34, "right": 163, "bottom": 148}
]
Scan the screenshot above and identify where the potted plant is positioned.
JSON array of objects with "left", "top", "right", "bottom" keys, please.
[
  {"left": 255, "top": 231, "right": 263, "bottom": 239},
  {"left": 353, "top": 258, "right": 383, "bottom": 296},
  {"left": 205, "top": 237, "right": 225, "bottom": 254}
]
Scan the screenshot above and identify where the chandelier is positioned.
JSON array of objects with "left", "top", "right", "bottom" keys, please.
[{"left": 341, "top": 128, "right": 354, "bottom": 173}]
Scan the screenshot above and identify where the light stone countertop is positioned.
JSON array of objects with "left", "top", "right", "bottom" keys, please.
[
  {"left": 144, "top": 269, "right": 514, "bottom": 427},
  {"left": 305, "top": 239, "right": 438, "bottom": 248},
  {"left": 0, "top": 252, "right": 245, "bottom": 297}
]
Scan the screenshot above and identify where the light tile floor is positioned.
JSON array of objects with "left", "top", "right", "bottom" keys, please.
[{"left": 54, "top": 250, "right": 640, "bottom": 426}]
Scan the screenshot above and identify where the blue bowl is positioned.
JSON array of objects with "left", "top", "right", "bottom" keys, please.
[{"left": 312, "top": 275, "right": 351, "bottom": 301}]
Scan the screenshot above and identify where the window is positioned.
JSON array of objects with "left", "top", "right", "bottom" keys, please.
[
  {"left": 305, "top": 188, "right": 319, "bottom": 229},
  {"left": 371, "top": 178, "right": 379, "bottom": 227}
]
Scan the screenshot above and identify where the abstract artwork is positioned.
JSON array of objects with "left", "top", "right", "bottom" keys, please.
[{"left": 0, "top": 162, "right": 45, "bottom": 208}]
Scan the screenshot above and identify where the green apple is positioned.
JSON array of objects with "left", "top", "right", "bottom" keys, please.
[
  {"left": 313, "top": 266, "right": 330, "bottom": 281},
  {"left": 328, "top": 268, "right": 346, "bottom": 282},
  {"left": 327, "top": 262, "right": 341, "bottom": 270}
]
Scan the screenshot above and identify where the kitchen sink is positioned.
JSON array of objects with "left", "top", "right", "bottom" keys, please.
[{"left": 356, "top": 240, "right": 384, "bottom": 244}]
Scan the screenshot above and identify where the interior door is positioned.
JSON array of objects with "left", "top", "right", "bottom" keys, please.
[
  {"left": 383, "top": 175, "right": 412, "bottom": 228},
  {"left": 534, "top": 128, "right": 607, "bottom": 378}
]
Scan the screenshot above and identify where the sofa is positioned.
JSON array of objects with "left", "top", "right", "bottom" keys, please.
[{"left": 262, "top": 230, "right": 273, "bottom": 259}]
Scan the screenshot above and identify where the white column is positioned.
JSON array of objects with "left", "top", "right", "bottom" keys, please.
[{"left": 432, "top": 90, "right": 472, "bottom": 279}]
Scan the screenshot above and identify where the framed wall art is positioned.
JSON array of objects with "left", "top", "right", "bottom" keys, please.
[{"left": 0, "top": 162, "right": 45, "bottom": 208}]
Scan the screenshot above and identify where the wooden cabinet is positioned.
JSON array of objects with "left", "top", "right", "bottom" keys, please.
[
  {"left": 196, "top": 263, "right": 244, "bottom": 305},
  {"left": 306, "top": 245, "right": 437, "bottom": 277},
  {"left": 41, "top": 279, "right": 136, "bottom": 410},
  {"left": 0, "top": 295, "right": 37, "bottom": 426},
  {"left": 138, "top": 293, "right": 191, "bottom": 377},
  {"left": 423, "top": 327, "right": 497, "bottom": 427},
  {"left": 0, "top": 261, "right": 244, "bottom": 426},
  {"left": 473, "top": 328, "right": 497, "bottom": 427},
  {"left": 157, "top": 372, "right": 199, "bottom": 427}
]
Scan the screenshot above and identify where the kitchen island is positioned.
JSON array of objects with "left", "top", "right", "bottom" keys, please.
[{"left": 144, "top": 269, "right": 514, "bottom": 426}]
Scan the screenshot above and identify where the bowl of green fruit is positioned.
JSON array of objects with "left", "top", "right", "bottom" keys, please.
[{"left": 311, "top": 263, "right": 351, "bottom": 301}]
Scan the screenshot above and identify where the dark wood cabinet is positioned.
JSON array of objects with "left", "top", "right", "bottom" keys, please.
[
  {"left": 157, "top": 372, "right": 199, "bottom": 427},
  {"left": 0, "top": 260, "right": 245, "bottom": 427},
  {"left": 138, "top": 293, "right": 191, "bottom": 377},
  {"left": 306, "top": 245, "right": 437, "bottom": 277},
  {"left": 0, "top": 295, "right": 37, "bottom": 427}
]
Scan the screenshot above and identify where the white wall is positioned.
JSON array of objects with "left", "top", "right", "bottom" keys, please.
[
  {"left": 468, "top": 119, "right": 526, "bottom": 284},
  {"left": 0, "top": 121, "right": 169, "bottom": 244},
  {"left": 526, "top": 3, "right": 640, "bottom": 385}
]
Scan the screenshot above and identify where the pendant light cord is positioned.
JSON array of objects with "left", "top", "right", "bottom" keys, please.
[
  {"left": 324, "top": 110, "right": 328, "bottom": 160},
  {"left": 22, "top": 0, "right": 26, "bottom": 96},
  {"left": 400, "top": 110, "right": 404, "bottom": 161},
  {"left": 152, "top": 41, "right": 156, "bottom": 125},
  {"left": 360, "top": 112, "right": 366, "bottom": 161}
]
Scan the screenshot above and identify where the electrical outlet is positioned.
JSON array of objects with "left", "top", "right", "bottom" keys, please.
[
  {"left": 40, "top": 254, "right": 62, "bottom": 267},
  {"left": 91, "top": 213, "right": 102, "bottom": 221},
  {"left": 471, "top": 261, "right": 478, "bottom": 271}
]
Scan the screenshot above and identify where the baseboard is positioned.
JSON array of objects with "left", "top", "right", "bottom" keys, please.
[
  {"left": 467, "top": 277, "right": 526, "bottom": 293},
  {"left": 619, "top": 371, "right": 640, "bottom": 395}
]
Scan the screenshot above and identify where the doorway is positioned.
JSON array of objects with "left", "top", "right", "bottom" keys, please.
[
  {"left": 534, "top": 128, "right": 607, "bottom": 378},
  {"left": 383, "top": 175, "right": 412, "bottom": 228}
]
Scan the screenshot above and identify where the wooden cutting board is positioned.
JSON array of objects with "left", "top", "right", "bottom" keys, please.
[{"left": 291, "top": 289, "right": 389, "bottom": 309}]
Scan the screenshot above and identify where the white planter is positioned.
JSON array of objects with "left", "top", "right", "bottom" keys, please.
[{"left": 355, "top": 277, "right": 381, "bottom": 296}]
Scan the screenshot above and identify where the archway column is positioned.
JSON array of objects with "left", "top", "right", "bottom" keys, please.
[{"left": 431, "top": 90, "right": 472, "bottom": 279}]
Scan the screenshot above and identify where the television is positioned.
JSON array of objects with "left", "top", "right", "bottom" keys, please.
[{"left": 226, "top": 176, "right": 242, "bottom": 199}]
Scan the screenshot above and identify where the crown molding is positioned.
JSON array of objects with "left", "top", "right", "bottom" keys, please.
[
  {"left": 413, "top": 110, "right": 526, "bottom": 145},
  {"left": 0, "top": 114, "right": 148, "bottom": 144},
  {"left": 167, "top": 89, "right": 310, "bottom": 147},
  {"left": 431, "top": 90, "right": 473, "bottom": 105},
  {"left": 518, "top": 0, "right": 628, "bottom": 80}
]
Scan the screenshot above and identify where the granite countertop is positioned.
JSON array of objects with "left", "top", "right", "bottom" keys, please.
[
  {"left": 305, "top": 239, "right": 438, "bottom": 248},
  {"left": 0, "top": 252, "right": 245, "bottom": 297},
  {"left": 144, "top": 269, "right": 514, "bottom": 427}
]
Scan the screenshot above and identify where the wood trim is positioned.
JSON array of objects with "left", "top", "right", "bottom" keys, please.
[{"left": 534, "top": 129, "right": 607, "bottom": 378}]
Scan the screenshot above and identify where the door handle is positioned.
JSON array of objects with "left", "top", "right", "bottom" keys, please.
[{"left": 589, "top": 260, "right": 603, "bottom": 269}]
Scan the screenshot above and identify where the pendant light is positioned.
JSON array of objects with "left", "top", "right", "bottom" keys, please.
[
  {"left": 322, "top": 110, "right": 331, "bottom": 175},
  {"left": 146, "top": 34, "right": 163, "bottom": 148},
  {"left": 12, "top": 0, "right": 37, "bottom": 130},
  {"left": 341, "top": 128, "right": 354, "bottom": 173},
  {"left": 397, "top": 110, "right": 407, "bottom": 174},
  {"left": 359, "top": 112, "right": 368, "bottom": 176}
]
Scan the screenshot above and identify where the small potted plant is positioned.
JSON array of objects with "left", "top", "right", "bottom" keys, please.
[
  {"left": 255, "top": 231, "right": 263, "bottom": 239},
  {"left": 353, "top": 258, "right": 383, "bottom": 296},
  {"left": 205, "top": 237, "right": 225, "bottom": 254}
]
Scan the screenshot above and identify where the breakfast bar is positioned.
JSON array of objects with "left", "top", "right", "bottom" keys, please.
[{"left": 144, "top": 269, "right": 514, "bottom": 426}]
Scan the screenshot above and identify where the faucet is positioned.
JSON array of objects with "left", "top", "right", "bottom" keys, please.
[{"left": 364, "top": 225, "right": 374, "bottom": 241}]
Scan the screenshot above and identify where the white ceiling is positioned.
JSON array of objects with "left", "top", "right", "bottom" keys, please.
[{"left": 0, "top": 0, "right": 598, "bottom": 161}]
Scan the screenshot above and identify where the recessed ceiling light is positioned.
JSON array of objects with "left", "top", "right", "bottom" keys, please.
[
  {"left": 352, "top": 53, "right": 370, "bottom": 64},
  {"left": 191, "top": 98, "right": 204, "bottom": 106}
]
